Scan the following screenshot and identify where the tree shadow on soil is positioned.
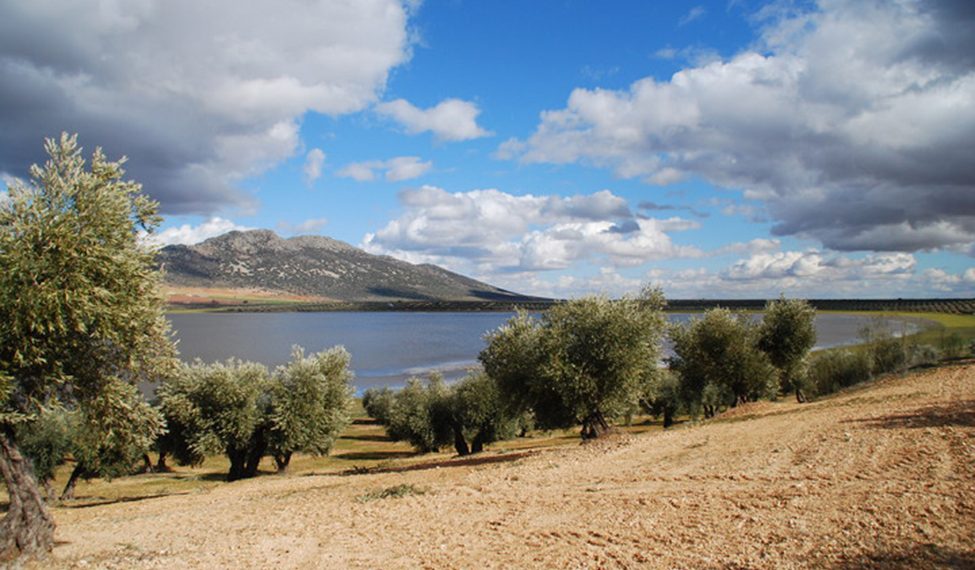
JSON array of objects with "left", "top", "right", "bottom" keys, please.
[
  {"left": 845, "top": 399, "right": 975, "bottom": 430},
  {"left": 57, "top": 491, "right": 193, "bottom": 510},
  {"left": 340, "top": 434, "right": 394, "bottom": 442},
  {"left": 333, "top": 451, "right": 418, "bottom": 461},
  {"left": 337, "top": 450, "right": 537, "bottom": 476},
  {"left": 831, "top": 544, "right": 975, "bottom": 569}
]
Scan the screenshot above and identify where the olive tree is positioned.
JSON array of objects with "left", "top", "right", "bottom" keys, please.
[
  {"left": 385, "top": 375, "right": 451, "bottom": 453},
  {"left": 267, "top": 346, "right": 354, "bottom": 472},
  {"left": 156, "top": 359, "right": 270, "bottom": 481},
  {"left": 0, "top": 134, "right": 176, "bottom": 562},
  {"left": 758, "top": 297, "right": 816, "bottom": 402},
  {"left": 60, "top": 380, "right": 163, "bottom": 499},
  {"left": 447, "top": 372, "right": 519, "bottom": 455},
  {"left": 481, "top": 290, "right": 667, "bottom": 439},
  {"left": 362, "top": 387, "right": 395, "bottom": 424},
  {"left": 670, "top": 308, "right": 777, "bottom": 417}
]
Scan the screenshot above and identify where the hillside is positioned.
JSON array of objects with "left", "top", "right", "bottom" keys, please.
[
  {"left": 158, "top": 230, "right": 537, "bottom": 303},
  {"left": 43, "top": 363, "right": 974, "bottom": 568}
]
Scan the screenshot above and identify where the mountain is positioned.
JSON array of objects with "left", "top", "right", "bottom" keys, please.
[{"left": 158, "top": 229, "right": 538, "bottom": 303}]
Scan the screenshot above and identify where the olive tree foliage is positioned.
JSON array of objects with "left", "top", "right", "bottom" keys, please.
[
  {"left": 377, "top": 372, "right": 519, "bottom": 456},
  {"left": 640, "top": 370, "right": 681, "bottom": 428},
  {"left": 758, "top": 297, "right": 817, "bottom": 403},
  {"left": 0, "top": 134, "right": 176, "bottom": 562},
  {"left": 447, "top": 372, "right": 519, "bottom": 455},
  {"left": 384, "top": 375, "right": 450, "bottom": 453},
  {"left": 669, "top": 308, "right": 777, "bottom": 417},
  {"left": 157, "top": 359, "right": 270, "bottom": 481},
  {"left": 362, "top": 387, "right": 395, "bottom": 424},
  {"left": 59, "top": 380, "right": 163, "bottom": 499},
  {"left": 267, "top": 346, "right": 354, "bottom": 472},
  {"left": 156, "top": 346, "right": 353, "bottom": 480},
  {"left": 481, "top": 290, "right": 667, "bottom": 439}
]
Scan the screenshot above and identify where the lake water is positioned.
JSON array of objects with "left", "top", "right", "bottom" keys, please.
[{"left": 167, "top": 311, "right": 917, "bottom": 393}]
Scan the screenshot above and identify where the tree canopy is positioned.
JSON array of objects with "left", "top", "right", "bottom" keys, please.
[
  {"left": 0, "top": 133, "right": 176, "bottom": 562},
  {"left": 481, "top": 290, "right": 667, "bottom": 438}
]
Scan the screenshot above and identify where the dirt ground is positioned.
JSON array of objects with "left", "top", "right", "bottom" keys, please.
[{"left": 39, "top": 363, "right": 975, "bottom": 569}]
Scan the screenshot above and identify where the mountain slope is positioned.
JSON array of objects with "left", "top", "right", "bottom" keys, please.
[{"left": 158, "top": 229, "right": 535, "bottom": 303}]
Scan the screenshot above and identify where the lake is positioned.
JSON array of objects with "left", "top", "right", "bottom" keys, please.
[{"left": 166, "top": 311, "right": 917, "bottom": 393}]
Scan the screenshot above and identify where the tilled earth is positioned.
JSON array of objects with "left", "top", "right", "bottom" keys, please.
[{"left": 41, "top": 364, "right": 975, "bottom": 569}]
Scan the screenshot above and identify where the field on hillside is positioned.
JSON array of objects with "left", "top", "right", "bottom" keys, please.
[{"left": 36, "top": 363, "right": 975, "bottom": 569}]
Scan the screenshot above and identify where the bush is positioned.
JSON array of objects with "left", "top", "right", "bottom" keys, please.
[
  {"left": 669, "top": 308, "right": 777, "bottom": 416},
  {"left": 940, "top": 332, "right": 968, "bottom": 359},
  {"left": 362, "top": 387, "right": 395, "bottom": 424},
  {"left": 909, "top": 344, "right": 941, "bottom": 368},
  {"left": 481, "top": 290, "right": 667, "bottom": 439},
  {"left": 870, "top": 337, "right": 908, "bottom": 375},
  {"left": 807, "top": 350, "right": 873, "bottom": 396},
  {"left": 758, "top": 297, "right": 816, "bottom": 402},
  {"left": 385, "top": 375, "right": 451, "bottom": 453},
  {"left": 157, "top": 346, "right": 353, "bottom": 480}
]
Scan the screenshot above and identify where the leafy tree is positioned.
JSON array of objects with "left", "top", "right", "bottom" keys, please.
[
  {"left": 640, "top": 370, "right": 681, "bottom": 428},
  {"left": 361, "top": 387, "right": 395, "bottom": 424},
  {"left": 267, "top": 346, "right": 353, "bottom": 472},
  {"left": 807, "top": 349, "right": 872, "bottom": 396},
  {"left": 479, "top": 311, "right": 547, "bottom": 420},
  {"left": 858, "top": 319, "right": 908, "bottom": 375},
  {"left": 385, "top": 375, "right": 451, "bottom": 453},
  {"left": 670, "top": 308, "right": 777, "bottom": 416},
  {"left": 447, "top": 372, "right": 519, "bottom": 455},
  {"left": 758, "top": 297, "right": 817, "bottom": 402},
  {"left": 59, "top": 379, "right": 164, "bottom": 499},
  {"left": 0, "top": 134, "right": 176, "bottom": 562},
  {"left": 481, "top": 290, "right": 667, "bottom": 438},
  {"left": 15, "top": 408, "right": 74, "bottom": 500},
  {"left": 156, "top": 359, "right": 270, "bottom": 481}
]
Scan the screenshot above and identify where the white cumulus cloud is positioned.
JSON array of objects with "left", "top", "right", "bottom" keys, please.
[
  {"left": 376, "top": 98, "right": 491, "bottom": 141},
  {"left": 361, "top": 186, "right": 700, "bottom": 275},
  {"left": 337, "top": 156, "right": 432, "bottom": 182},
  {"left": 502, "top": 1, "right": 975, "bottom": 254},
  {"left": 145, "top": 217, "right": 252, "bottom": 247},
  {"left": 0, "top": 0, "right": 414, "bottom": 214},
  {"left": 303, "top": 148, "right": 326, "bottom": 185}
]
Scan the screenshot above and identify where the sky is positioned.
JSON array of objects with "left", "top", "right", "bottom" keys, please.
[{"left": 1, "top": 0, "right": 973, "bottom": 299}]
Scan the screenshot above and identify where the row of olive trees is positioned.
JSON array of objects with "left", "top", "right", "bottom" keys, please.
[
  {"left": 366, "top": 290, "right": 668, "bottom": 450},
  {"left": 362, "top": 372, "right": 525, "bottom": 456},
  {"left": 14, "top": 345, "right": 354, "bottom": 496},
  {"left": 155, "top": 347, "right": 354, "bottom": 481},
  {"left": 666, "top": 298, "right": 817, "bottom": 419}
]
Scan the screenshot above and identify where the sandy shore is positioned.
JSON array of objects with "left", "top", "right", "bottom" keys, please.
[{"left": 39, "top": 363, "right": 975, "bottom": 569}]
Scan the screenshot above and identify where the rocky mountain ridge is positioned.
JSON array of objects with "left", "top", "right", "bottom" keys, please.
[{"left": 158, "top": 229, "right": 535, "bottom": 303}]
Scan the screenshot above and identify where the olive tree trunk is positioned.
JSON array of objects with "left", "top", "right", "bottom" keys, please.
[
  {"left": 0, "top": 426, "right": 55, "bottom": 564},
  {"left": 581, "top": 411, "right": 611, "bottom": 439},
  {"left": 274, "top": 452, "right": 292, "bottom": 473}
]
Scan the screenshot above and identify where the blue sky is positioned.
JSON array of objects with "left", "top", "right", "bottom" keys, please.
[{"left": 1, "top": 0, "right": 973, "bottom": 298}]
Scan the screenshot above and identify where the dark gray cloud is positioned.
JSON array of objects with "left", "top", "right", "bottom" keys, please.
[
  {"left": 0, "top": 1, "right": 412, "bottom": 214},
  {"left": 638, "top": 200, "right": 709, "bottom": 218},
  {"left": 504, "top": 0, "right": 975, "bottom": 254}
]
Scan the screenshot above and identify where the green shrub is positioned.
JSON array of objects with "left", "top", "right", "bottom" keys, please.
[
  {"left": 362, "top": 387, "right": 395, "bottom": 424},
  {"left": 940, "top": 332, "right": 968, "bottom": 359},
  {"left": 909, "top": 344, "right": 941, "bottom": 368},
  {"left": 807, "top": 350, "right": 873, "bottom": 396}
]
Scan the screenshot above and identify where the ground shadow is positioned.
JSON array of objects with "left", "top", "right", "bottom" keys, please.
[
  {"left": 333, "top": 450, "right": 417, "bottom": 461},
  {"left": 340, "top": 434, "right": 394, "bottom": 442},
  {"left": 351, "top": 418, "right": 382, "bottom": 425},
  {"left": 845, "top": 399, "right": 975, "bottom": 430},
  {"left": 58, "top": 491, "right": 192, "bottom": 510},
  {"left": 338, "top": 450, "right": 538, "bottom": 477},
  {"left": 831, "top": 544, "right": 975, "bottom": 569}
]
